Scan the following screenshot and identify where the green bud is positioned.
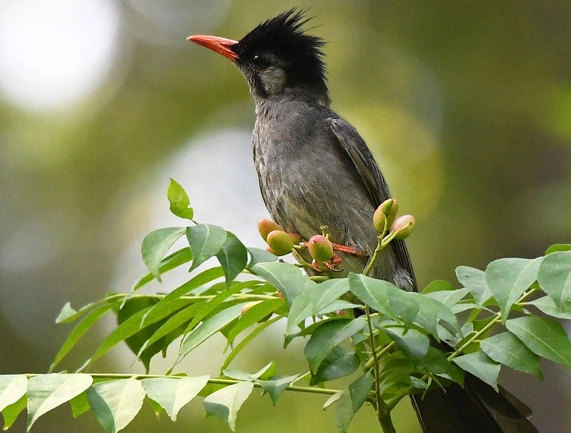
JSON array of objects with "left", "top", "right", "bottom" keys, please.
[
  {"left": 258, "top": 218, "right": 284, "bottom": 241},
  {"left": 373, "top": 206, "right": 387, "bottom": 233},
  {"left": 266, "top": 230, "right": 294, "bottom": 256},
  {"left": 288, "top": 232, "right": 302, "bottom": 245},
  {"left": 380, "top": 199, "right": 399, "bottom": 228},
  {"left": 241, "top": 301, "right": 262, "bottom": 315},
  {"left": 308, "top": 235, "right": 334, "bottom": 262},
  {"left": 390, "top": 215, "right": 416, "bottom": 240}
]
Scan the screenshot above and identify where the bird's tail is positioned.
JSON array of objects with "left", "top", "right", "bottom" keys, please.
[{"left": 410, "top": 375, "right": 538, "bottom": 433}]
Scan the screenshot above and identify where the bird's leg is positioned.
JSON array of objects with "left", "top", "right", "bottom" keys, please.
[
  {"left": 317, "top": 225, "right": 367, "bottom": 257},
  {"left": 331, "top": 243, "right": 368, "bottom": 257}
]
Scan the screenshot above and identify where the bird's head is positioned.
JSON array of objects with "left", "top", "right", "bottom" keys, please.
[{"left": 189, "top": 9, "right": 330, "bottom": 106}]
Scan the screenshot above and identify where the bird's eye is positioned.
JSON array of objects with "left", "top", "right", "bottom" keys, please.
[{"left": 251, "top": 54, "right": 267, "bottom": 67}]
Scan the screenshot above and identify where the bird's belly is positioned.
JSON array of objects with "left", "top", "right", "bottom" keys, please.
[{"left": 255, "top": 144, "right": 375, "bottom": 253}]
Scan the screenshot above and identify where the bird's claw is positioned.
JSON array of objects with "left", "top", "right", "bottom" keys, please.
[{"left": 311, "top": 253, "right": 343, "bottom": 272}]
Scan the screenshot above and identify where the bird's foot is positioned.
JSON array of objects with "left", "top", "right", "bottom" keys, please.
[{"left": 311, "top": 253, "right": 344, "bottom": 272}]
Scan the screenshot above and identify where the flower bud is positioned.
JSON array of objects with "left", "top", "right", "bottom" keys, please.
[
  {"left": 266, "top": 230, "right": 294, "bottom": 256},
  {"left": 380, "top": 199, "right": 399, "bottom": 227},
  {"left": 390, "top": 215, "right": 416, "bottom": 240},
  {"left": 257, "top": 218, "right": 284, "bottom": 241},
  {"left": 241, "top": 301, "right": 262, "bottom": 315},
  {"left": 287, "top": 232, "right": 301, "bottom": 245},
  {"left": 373, "top": 206, "right": 387, "bottom": 233},
  {"left": 307, "top": 235, "right": 334, "bottom": 262}
]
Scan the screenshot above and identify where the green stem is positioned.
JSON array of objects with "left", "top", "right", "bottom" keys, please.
[
  {"left": 291, "top": 248, "right": 314, "bottom": 270},
  {"left": 448, "top": 287, "right": 539, "bottom": 361},
  {"left": 448, "top": 313, "right": 501, "bottom": 361},
  {"left": 365, "top": 307, "right": 383, "bottom": 421},
  {"left": 364, "top": 307, "right": 397, "bottom": 433},
  {"left": 363, "top": 236, "right": 383, "bottom": 277},
  {"left": 26, "top": 372, "right": 342, "bottom": 396},
  {"left": 363, "top": 231, "right": 397, "bottom": 277},
  {"left": 364, "top": 342, "right": 395, "bottom": 372},
  {"left": 378, "top": 411, "right": 397, "bottom": 433}
]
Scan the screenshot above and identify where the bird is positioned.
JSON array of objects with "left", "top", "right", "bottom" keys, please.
[{"left": 188, "top": 9, "right": 537, "bottom": 433}]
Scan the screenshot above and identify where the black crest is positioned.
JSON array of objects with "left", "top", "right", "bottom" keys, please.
[{"left": 232, "top": 9, "right": 328, "bottom": 94}]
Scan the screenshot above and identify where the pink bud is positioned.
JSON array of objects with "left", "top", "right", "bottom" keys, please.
[
  {"left": 390, "top": 215, "right": 416, "bottom": 240},
  {"left": 308, "top": 235, "right": 334, "bottom": 262}
]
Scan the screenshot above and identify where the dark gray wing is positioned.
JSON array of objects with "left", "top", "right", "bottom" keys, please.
[{"left": 327, "top": 117, "right": 417, "bottom": 290}]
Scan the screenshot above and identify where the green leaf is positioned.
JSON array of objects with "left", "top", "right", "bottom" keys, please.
[
  {"left": 348, "top": 273, "right": 405, "bottom": 319},
  {"left": 55, "top": 302, "right": 78, "bottom": 323},
  {"left": 175, "top": 303, "right": 245, "bottom": 366},
  {"left": 118, "top": 297, "right": 163, "bottom": 370},
  {"left": 506, "top": 316, "right": 571, "bottom": 370},
  {"left": 537, "top": 251, "right": 571, "bottom": 307},
  {"left": 203, "top": 381, "right": 254, "bottom": 431},
  {"left": 422, "top": 280, "right": 455, "bottom": 294},
  {"left": 250, "top": 261, "right": 308, "bottom": 305},
  {"left": 545, "top": 244, "right": 571, "bottom": 254},
  {"left": 142, "top": 227, "right": 187, "bottom": 281},
  {"left": 323, "top": 392, "right": 342, "bottom": 410},
  {"left": 379, "top": 325, "right": 430, "bottom": 360},
  {"left": 254, "top": 362, "right": 276, "bottom": 380},
  {"left": 55, "top": 296, "right": 124, "bottom": 324},
  {"left": 256, "top": 374, "right": 300, "bottom": 405},
  {"left": 287, "top": 279, "right": 351, "bottom": 334},
  {"left": 216, "top": 232, "right": 248, "bottom": 285},
  {"left": 304, "top": 278, "right": 353, "bottom": 314},
  {"left": 224, "top": 362, "right": 276, "bottom": 381},
  {"left": 0, "top": 375, "right": 27, "bottom": 412},
  {"left": 220, "top": 316, "right": 281, "bottom": 373},
  {"left": 247, "top": 247, "right": 277, "bottom": 268},
  {"left": 426, "top": 288, "right": 475, "bottom": 316},
  {"left": 456, "top": 265, "right": 492, "bottom": 306},
  {"left": 131, "top": 248, "right": 193, "bottom": 291},
  {"left": 50, "top": 300, "right": 120, "bottom": 372},
  {"left": 88, "top": 378, "right": 146, "bottom": 433},
  {"left": 154, "top": 266, "right": 225, "bottom": 303},
  {"left": 2, "top": 395, "right": 26, "bottom": 430},
  {"left": 85, "top": 298, "right": 191, "bottom": 369},
  {"left": 452, "top": 352, "right": 501, "bottom": 390},
  {"left": 142, "top": 376, "right": 209, "bottom": 421},
  {"left": 349, "top": 273, "right": 460, "bottom": 340},
  {"left": 378, "top": 353, "right": 415, "bottom": 394},
  {"left": 528, "top": 296, "right": 571, "bottom": 319},
  {"left": 69, "top": 392, "right": 90, "bottom": 418},
  {"left": 167, "top": 179, "right": 194, "bottom": 220},
  {"left": 334, "top": 373, "right": 374, "bottom": 433},
  {"left": 425, "top": 288, "right": 469, "bottom": 309},
  {"left": 27, "top": 374, "right": 93, "bottom": 431},
  {"left": 136, "top": 302, "right": 203, "bottom": 361},
  {"left": 227, "top": 298, "right": 285, "bottom": 344},
  {"left": 304, "top": 318, "right": 367, "bottom": 374},
  {"left": 480, "top": 332, "right": 542, "bottom": 378},
  {"left": 413, "top": 294, "right": 460, "bottom": 341},
  {"left": 187, "top": 224, "right": 227, "bottom": 272},
  {"left": 485, "top": 258, "right": 541, "bottom": 321},
  {"left": 181, "top": 280, "right": 252, "bottom": 335},
  {"left": 309, "top": 346, "right": 359, "bottom": 385},
  {"left": 419, "top": 347, "right": 465, "bottom": 385}
]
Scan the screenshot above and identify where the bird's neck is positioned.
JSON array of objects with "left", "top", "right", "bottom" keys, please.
[{"left": 252, "top": 86, "right": 331, "bottom": 112}]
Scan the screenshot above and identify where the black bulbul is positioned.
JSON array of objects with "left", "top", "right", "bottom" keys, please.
[{"left": 189, "top": 9, "right": 537, "bottom": 433}]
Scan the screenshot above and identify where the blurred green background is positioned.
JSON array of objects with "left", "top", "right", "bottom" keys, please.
[{"left": 0, "top": 0, "right": 570, "bottom": 432}]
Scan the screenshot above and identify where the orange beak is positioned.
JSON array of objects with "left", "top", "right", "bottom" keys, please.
[{"left": 187, "top": 35, "right": 239, "bottom": 62}]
